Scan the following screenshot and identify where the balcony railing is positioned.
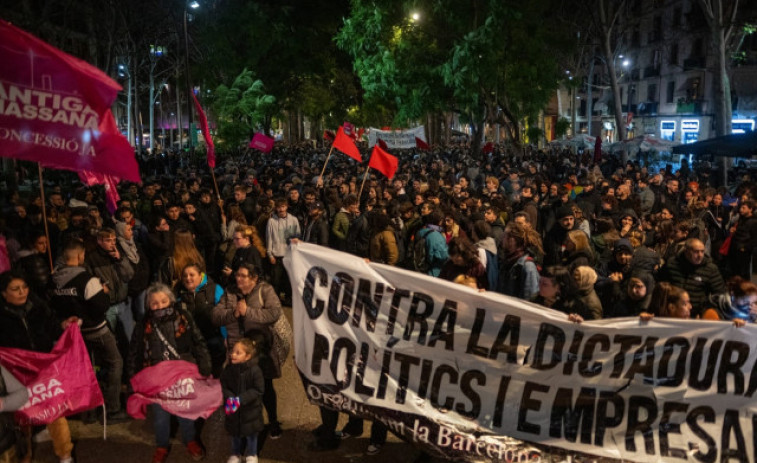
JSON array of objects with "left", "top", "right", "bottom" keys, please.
[{"left": 676, "top": 100, "right": 705, "bottom": 114}]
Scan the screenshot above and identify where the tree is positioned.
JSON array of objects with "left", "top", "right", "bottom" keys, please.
[
  {"left": 212, "top": 69, "right": 277, "bottom": 148},
  {"left": 586, "top": 0, "right": 629, "bottom": 141},
  {"left": 696, "top": 0, "right": 741, "bottom": 137},
  {"left": 337, "top": 0, "right": 569, "bottom": 158}
]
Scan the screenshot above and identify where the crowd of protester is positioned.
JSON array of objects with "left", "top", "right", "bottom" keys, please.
[{"left": 1, "top": 141, "right": 757, "bottom": 463}]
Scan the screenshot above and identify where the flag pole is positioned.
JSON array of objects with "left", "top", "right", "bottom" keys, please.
[
  {"left": 318, "top": 146, "right": 334, "bottom": 185},
  {"left": 37, "top": 163, "right": 54, "bottom": 272},
  {"left": 358, "top": 166, "right": 370, "bottom": 200},
  {"left": 210, "top": 166, "right": 221, "bottom": 201}
]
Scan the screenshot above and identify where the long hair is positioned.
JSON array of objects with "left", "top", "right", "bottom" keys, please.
[
  {"left": 566, "top": 230, "right": 591, "bottom": 255},
  {"left": 505, "top": 222, "right": 544, "bottom": 256},
  {"left": 541, "top": 266, "right": 579, "bottom": 299},
  {"left": 448, "top": 237, "right": 480, "bottom": 268},
  {"left": 227, "top": 204, "right": 247, "bottom": 225},
  {"left": 649, "top": 282, "right": 687, "bottom": 317},
  {"left": 172, "top": 229, "right": 205, "bottom": 280}
]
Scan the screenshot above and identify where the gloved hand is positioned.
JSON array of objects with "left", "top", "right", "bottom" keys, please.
[{"left": 225, "top": 396, "right": 240, "bottom": 415}]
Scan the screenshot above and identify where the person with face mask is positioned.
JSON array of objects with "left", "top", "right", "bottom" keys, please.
[{"left": 127, "top": 283, "right": 211, "bottom": 463}]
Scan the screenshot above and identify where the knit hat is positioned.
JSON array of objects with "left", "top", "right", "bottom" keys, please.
[
  {"left": 556, "top": 205, "right": 574, "bottom": 220},
  {"left": 614, "top": 238, "right": 634, "bottom": 255}
]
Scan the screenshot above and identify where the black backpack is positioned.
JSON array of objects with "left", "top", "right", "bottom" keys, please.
[
  {"left": 413, "top": 229, "right": 431, "bottom": 274},
  {"left": 393, "top": 228, "right": 406, "bottom": 265}
]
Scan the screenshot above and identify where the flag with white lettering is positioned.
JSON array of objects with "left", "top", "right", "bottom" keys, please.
[
  {"left": 127, "top": 360, "right": 222, "bottom": 420},
  {"left": 284, "top": 242, "right": 757, "bottom": 463},
  {"left": 0, "top": 20, "right": 140, "bottom": 182},
  {"left": 0, "top": 325, "right": 103, "bottom": 425}
]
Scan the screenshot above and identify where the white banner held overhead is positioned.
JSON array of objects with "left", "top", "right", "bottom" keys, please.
[
  {"left": 283, "top": 242, "right": 757, "bottom": 463},
  {"left": 368, "top": 126, "right": 426, "bottom": 149}
]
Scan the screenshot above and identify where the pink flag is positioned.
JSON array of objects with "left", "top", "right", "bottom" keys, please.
[
  {"left": 249, "top": 132, "right": 274, "bottom": 153},
  {"left": 0, "top": 20, "right": 140, "bottom": 182},
  {"left": 127, "top": 360, "right": 222, "bottom": 420},
  {"left": 192, "top": 92, "right": 215, "bottom": 168},
  {"left": 343, "top": 121, "right": 356, "bottom": 139},
  {"left": 0, "top": 325, "right": 104, "bottom": 425},
  {"left": 78, "top": 171, "right": 120, "bottom": 214}
]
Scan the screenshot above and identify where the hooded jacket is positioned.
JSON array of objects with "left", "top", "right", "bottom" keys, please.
[
  {"left": 574, "top": 266, "right": 602, "bottom": 320},
  {"left": 50, "top": 265, "right": 110, "bottom": 332}
]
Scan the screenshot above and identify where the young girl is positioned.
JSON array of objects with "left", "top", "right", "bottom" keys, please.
[{"left": 221, "top": 338, "right": 265, "bottom": 463}]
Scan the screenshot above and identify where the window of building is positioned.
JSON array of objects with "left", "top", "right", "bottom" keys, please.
[
  {"left": 647, "top": 83, "right": 657, "bottom": 102},
  {"left": 672, "top": 7, "right": 682, "bottom": 27},
  {"left": 670, "top": 43, "right": 678, "bottom": 65},
  {"left": 666, "top": 81, "right": 675, "bottom": 104}
]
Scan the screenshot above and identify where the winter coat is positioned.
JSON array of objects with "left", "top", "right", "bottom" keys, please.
[
  {"left": 731, "top": 215, "right": 757, "bottom": 253},
  {"left": 658, "top": 251, "right": 726, "bottom": 317},
  {"left": 346, "top": 214, "right": 370, "bottom": 258},
  {"left": 221, "top": 359, "right": 265, "bottom": 437},
  {"left": 331, "top": 209, "right": 351, "bottom": 251},
  {"left": 498, "top": 252, "right": 540, "bottom": 300},
  {"left": 212, "top": 282, "right": 286, "bottom": 378},
  {"left": 302, "top": 215, "right": 330, "bottom": 246},
  {"left": 370, "top": 228, "right": 399, "bottom": 265},
  {"left": 85, "top": 245, "right": 134, "bottom": 305},
  {"left": 126, "top": 305, "right": 211, "bottom": 378},
  {"left": 574, "top": 266, "right": 602, "bottom": 320},
  {"left": 0, "top": 293, "right": 60, "bottom": 352},
  {"left": 266, "top": 213, "right": 300, "bottom": 258},
  {"left": 175, "top": 273, "right": 224, "bottom": 342},
  {"left": 417, "top": 226, "right": 449, "bottom": 277},
  {"left": 50, "top": 265, "right": 110, "bottom": 331}
]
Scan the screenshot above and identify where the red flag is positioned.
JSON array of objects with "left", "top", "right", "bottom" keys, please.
[
  {"left": 192, "top": 92, "right": 215, "bottom": 168},
  {"left": 377, "top": 138, "right": 389, "bottom": 150},
  {"left": 415, "top": 137, "right": 430, "bottom": 151},
  {"left": 323, "top": 130, "right": 335, "bottom": 141},
  {"left": 357, "top": 127, "right": 365, "bottom": 140},
  {"left": 368, "top": 145, "right": 399, "bottom": 180},
  {"left": 249, "top": 132, "right": 274, "bottom": 153},
  {"left": 333, "top": 126, "right": 361, "bottom": 162},
  {"left": 78, "top": 171, "right": 120, "bottom": 214},
  {"left": 0, "top": 20, "right": 140, "bottom": 182},
  {"left": 0, "top": 325, "right": 104, "bottom": 425},
  {"left": 482, "top": 142, "right": 494, "bottom": 153}
]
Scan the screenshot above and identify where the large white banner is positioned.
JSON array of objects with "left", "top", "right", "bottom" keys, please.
[
  {"left": 284, "top": 242, "right": 757, "bottom": 462},
  {"left": 368, "top": 126, "right": 426, "bottom": 149}
]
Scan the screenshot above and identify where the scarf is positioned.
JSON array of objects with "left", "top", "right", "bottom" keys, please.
[{"left": 115, "top": 221, "right": 140, "bottom": 264}]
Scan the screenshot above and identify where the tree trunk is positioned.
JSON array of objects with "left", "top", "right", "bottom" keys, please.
[{"left": 602, "top": 35, "right": 626, "bottom": 141}]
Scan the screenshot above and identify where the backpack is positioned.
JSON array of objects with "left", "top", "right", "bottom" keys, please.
[
  {"left": 413, "top": 229, "right": 431, "bottom": 274},
  {"left": 393, "top": 228, "right": 406, "bottom": 265},
  {"left": 483, "top": 249, "right": 499, "bottom": 291}
]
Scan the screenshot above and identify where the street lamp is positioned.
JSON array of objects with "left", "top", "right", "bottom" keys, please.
[
  {"left": 410, "top": 12, "right": 420, "bottom": 22},
  {"left": 148, "top": 45, "right": 166, "bottom": 154},
  {"left": 117, "top": 62, "right": 133, "bottom": 148},
  {"left": 184, "top": 1, "right": 200, "bottom": 150}
]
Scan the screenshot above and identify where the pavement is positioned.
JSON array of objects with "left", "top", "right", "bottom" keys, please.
[{"left": 29, "top": 306, "right": 436, "bottom": 463}]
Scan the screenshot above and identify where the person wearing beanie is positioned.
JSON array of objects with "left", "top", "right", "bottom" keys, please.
[{"left": 542, "top": 205, "right": 576, "bottom": 267}]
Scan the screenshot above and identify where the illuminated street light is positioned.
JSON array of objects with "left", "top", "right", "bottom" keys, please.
[
  {"left": 189, "top": 1, "right": 200, "bottom": 8},
  {"left": 410, "top": 12, "right": 420, "bottom": 22},
  {"left": 622, "top": 59, "right": 630, "bottom": 67}
]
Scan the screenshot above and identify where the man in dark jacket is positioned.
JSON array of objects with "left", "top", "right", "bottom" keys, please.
[
  {"left": 729, "top": 200, "right": 757, "bottom": 280},
  {"left": 542, "top": 205, "right": 575, "bottom": 267},
  {"left": 302, "top": 201, "right": 330, "bottom": 246},
  {"left": 51, "top": 240, "right": 128, "bottom": 423},
  {"left": 85, "top": 228, "right": 135, "bottom": 342},
  {"left": 659, "top": 238, "right": 726, "bottom": 317}
]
